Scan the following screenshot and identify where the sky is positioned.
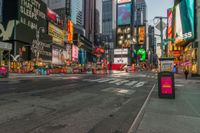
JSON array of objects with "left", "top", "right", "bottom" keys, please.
[{"left": 146, "top": 0, "right": 174, "bottom": 24}]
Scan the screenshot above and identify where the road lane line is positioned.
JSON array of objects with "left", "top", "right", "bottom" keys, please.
[
  {"left": 125, "top": 81, "right": 138, "bottom": 86},
  {"left": 109, "top": 79, "right": 121, "bottom": 84},
  {"left": 128, "top": 83, "right": 156, "bottom": 133},
  {"left": 115, "top": 80, "right": 129, "bottom": 86}
]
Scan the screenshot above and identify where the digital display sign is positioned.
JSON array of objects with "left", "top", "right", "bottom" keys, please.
[
  {"left": 67, "top": 19, "right": 74, "bottom": 44},
  {"left": 138, "top": 26, "right": 145, "bottom": 45},
  {"left": 175, "top": 0, "right": 195, "bottom": 42},
  {"left": 161, "top": 76, "right": 173, "bottom": 95},
  {"left": 118, "top": 0, "right": 131, "bottom": 4},
  {"left": 48, "top": 22, "right": 64, "bottom": 46},
  {"left": 117, "top": 3, "right": 131, "bottom": 25}
]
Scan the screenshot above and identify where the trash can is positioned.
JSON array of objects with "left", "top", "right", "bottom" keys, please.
[{"left": 158, "top": 71, "right": 175, "bottom": 99}]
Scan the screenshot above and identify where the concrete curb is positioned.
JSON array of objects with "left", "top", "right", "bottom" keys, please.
[{"left": 127, "top": 83, "right": 157, "bottom": 133}]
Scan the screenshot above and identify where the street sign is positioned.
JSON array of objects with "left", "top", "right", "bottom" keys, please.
[{"left": 155, "top": 21, "right": 167, "bottom": 31}]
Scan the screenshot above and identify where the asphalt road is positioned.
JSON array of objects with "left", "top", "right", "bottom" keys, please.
[{"left": 0, "top": 72, "right": 157, "bottom": 133}]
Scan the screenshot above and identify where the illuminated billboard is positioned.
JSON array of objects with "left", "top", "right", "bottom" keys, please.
[
  {"left": 67, "top": 19, "right": 74, "bottom": 44},
  {"left": 118, "top": 0, "right": 131, "bottom": 4},
  {"left": 117, "top": 3, "right": 131, "bottom": 25},
  {"left": 48, "top": 22, "right": 64, "bottom": 45},
  {"left": 138, "top": 26, "right": 145, "bottom": 45},
  {"left": 175, "top": 0, "right": 195, "bottom": 43}
]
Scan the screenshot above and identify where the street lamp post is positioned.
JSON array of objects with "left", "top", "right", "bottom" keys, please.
[{"left": 34, "top": 27, "right": 45, "bottom": 63}]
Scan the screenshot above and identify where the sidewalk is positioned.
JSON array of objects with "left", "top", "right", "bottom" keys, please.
[{"left": 136, "top": 76, "right": 200, "bottom": 133}]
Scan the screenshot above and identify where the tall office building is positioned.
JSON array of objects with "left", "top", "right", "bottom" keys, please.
[
  {"left": 71, "top": 0, "right": 83, "bottom": 26},
  {"left": 102, "top": 0, "right": 116, "bottom": 43},
  {"left": 84, "top": 0, "right": 96, "bottom": 43},
  {"left": 135, "top": 0, "right": 147, "bottom": 25}
]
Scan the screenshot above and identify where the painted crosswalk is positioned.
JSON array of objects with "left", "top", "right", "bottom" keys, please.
[{"left": 83, "top": 78, "right": 148, "bottom": 88}]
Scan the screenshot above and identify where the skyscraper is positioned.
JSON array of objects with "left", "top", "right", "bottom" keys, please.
[
  {"left": 84, "top": 0, "right": 96, "bottom": 43},
  {"left": 71, "top": 0, "right": 83, "bottom": 26},
  {"left": 102, "top": 0, "right": 116, "bottom": 42},
  {"left": 135, "top": 0, "right": 147, "bottom": 25}
]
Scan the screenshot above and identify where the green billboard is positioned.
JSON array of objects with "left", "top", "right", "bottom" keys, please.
[{"left": 175, "top": 0, "right": 195, "bottom": 42}]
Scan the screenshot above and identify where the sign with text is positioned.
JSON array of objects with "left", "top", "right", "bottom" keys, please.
[
  {"left": 161, "top": 76, "right": 173, "bottom": 94},
  {"left": 18, "top": 0, "right": 47, "bottom": 30},
  {"left": 114, "top": 49, "right": 128, "bottom": 55},
  {"left": 48, "top": 22, "right": 64, "bottom": 45},
  {"left": 114, "top": 57, "right": 128, "bottom": 64}
]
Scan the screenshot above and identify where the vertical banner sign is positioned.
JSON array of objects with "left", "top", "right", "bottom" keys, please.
[
  {"left": 117, "top": 3, "right": 131, "bottom": 25},
  {"left": 167, "top": 9, "right": 173, "bottom": 52},
  {"left": 138, "top": 26, "right": 145, "bottom": 45},
  {"left": 67, "top": 19, "right": 73, "bottom": 44},
  {"left": 175, "top": 0, "right": 195, "bottom": 42}
]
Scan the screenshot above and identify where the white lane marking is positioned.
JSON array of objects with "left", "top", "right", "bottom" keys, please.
[
  {"left": 134, "top": 82, "right": 146, "bottom": 88},
  {"left": 98, "top": 78, "right": 114, "bottom": 83},
  {"left": 175, "top": 84, "right": 184, "bottom": 87},
  {"left": 109, "top": 79, "right": 121, "bottom": 83},
  {"left": 125, "top": 81, "right": 138, "bottom": 86},
  {"left": 115, "top": 80, "right": 129, "bottom": 86}
]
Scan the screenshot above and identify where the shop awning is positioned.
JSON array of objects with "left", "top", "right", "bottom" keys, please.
[{"left": 0, "top": 42, "right": 12, "bottom": 50}]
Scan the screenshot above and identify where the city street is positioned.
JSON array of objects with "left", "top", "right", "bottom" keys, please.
[{"left": 0, "top": 72, "right": 157, "bottom": 133}]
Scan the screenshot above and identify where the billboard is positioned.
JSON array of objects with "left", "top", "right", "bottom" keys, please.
[
  {"left": 72, "top": 45, "right": 79, "bottom": 61},
  {"left": 114, "top": 57, "right": 128, "bottom": 64},
  {"left": 118, "top": 0, "right": 131, "bottom": 4},
  {"left": 117, "top": 3, "right": 131, "bottom": 25},
  {"left": 48, "top": 0, "right": 65, "bottom": 10},
  {"left": 167, "top": 8, "right": 173, "bottom": 52},
  {"left": 48, "top": 22, "right": 64, "bottom": 45},
  {"left": 18, "top": 0, "right": 47, "bottom": 30},
  {"left": 138, "top": 26, "right": 145, "bottom": 45},
  {"left": 67, "top": 19, "right": 74, "bottom": 44},
  {"left": 114, "top": 49, "right": 128, "bottom": 55},
  {"left": 175, "top": 0, "right": 195, "bottom": 43}
]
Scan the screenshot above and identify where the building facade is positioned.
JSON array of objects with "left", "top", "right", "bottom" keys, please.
[
  {"left": 197, "top": 0, "right": 200, "bottom": 75},
  {"left": 84, "top": 0, "right": 96, "bottom": 44},
  {"left": 135, "top": 0, "right": 147, "bottom": 26}
]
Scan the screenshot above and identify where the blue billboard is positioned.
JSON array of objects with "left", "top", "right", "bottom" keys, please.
[{"left": 118, "top": 3, "right": 131, "bottom": 25}]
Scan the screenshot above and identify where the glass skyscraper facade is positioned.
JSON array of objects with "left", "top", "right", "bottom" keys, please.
[{"left": 71, "top": 0, "right": 83, "bottom": 26}]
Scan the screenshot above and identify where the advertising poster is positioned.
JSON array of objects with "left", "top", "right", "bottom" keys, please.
[
  {"left": 118, "top": 0, "right": 131, "bottom": 4},
  {"left": 160, "top": 60, "right": 174, "bottom": 72},
  {"left": 67, "top": 20, "right": 74, "bottom": 44},
  {"left": 48, "top": 22, "right": 64, "bottom": 45},
  {"left": 0, "top": 66, "right": 8, "bottom": 77},
  {"left": 161, "top": 76, "right": 173, "bottom": 95},
  {"left": 175, "top": 0, "right": 195, "bottom": 43},
  {"left": 117, "top": 3, "right": 131, "bottom": 25},
  {"left": 138, "top": 26, "right": 145, "bottom": 45},
  {"left": 52, "top": 47, "right": 63, "bottom": 65},
  {"left": 72, "top": 45, "right": 79, "bottom": 61}
]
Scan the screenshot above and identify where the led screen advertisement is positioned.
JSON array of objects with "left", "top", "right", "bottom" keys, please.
[
  {"left": 175, "top": 0, "right": 195, "bottom": 43},
  {"left": 138, "top": 26, "right": 145, "bottom": 45},
  {"left": 117, "top": 3, "right": 131, "bottom": 25},
  {"left": 118, "top": 0, "right": 131, "bottom": 4}
]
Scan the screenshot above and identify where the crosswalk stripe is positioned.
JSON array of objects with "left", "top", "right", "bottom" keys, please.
[
  {"left": 98, "top": 78, "right": 114, "bottom": 83},
  {"left": 125, "top": 81, "right": 138, "bottom": 86},
  {"left": 109, "top": 79, "right": 121, "bottom": 83},
  {"left": 115, "top": 80, "right": 129, "bottom": 86}
]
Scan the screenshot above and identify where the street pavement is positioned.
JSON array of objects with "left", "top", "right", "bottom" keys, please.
[
  {"left": 0, "top": 71, "right": 157, "bottom": 133},
  {"left": 136, "top": 76, "right": 200, "bottom": 133}
]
